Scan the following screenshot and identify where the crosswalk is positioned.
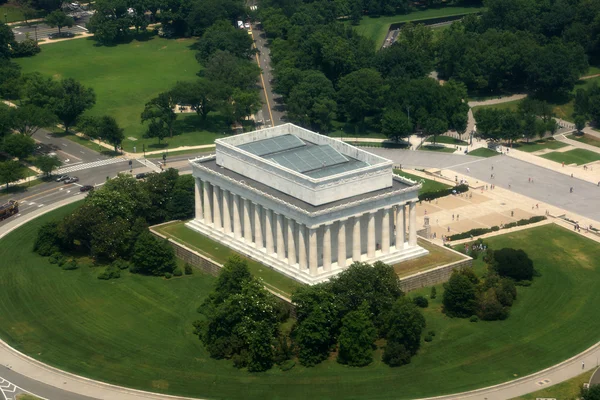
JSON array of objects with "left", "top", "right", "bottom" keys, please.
[
  {"left": 56, "top": 158, "right": 129, "bottom": 174},
  {"left": 0, "top": 376, "right": 48, "bottom": 400}
]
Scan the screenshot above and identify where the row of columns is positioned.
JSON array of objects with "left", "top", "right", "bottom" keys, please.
[{"left": 195, "top": 178, "right": 418, "bottom": 276}]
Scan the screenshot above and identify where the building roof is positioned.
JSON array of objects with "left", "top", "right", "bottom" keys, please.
[
  {"left": 197, "top": 158, "right": 413, "bottom": 213},
  {"left": 237, "top": 134, "right": 370, "bottom": 179}
]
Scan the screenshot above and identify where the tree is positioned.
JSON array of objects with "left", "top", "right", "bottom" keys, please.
[
  {"left": 0, "top": 102, "right": 13, "bottom": 140},
  {"left": 194, "top": 20, "right": 255, "bottom": 62},
  {"left": 91, "top": 217, "right": 132, "bottom": 260},
  {"left": 381, "top": 108, "right": 412, "bottom": 143},
  {"left": 492, "top": 248, "right": 534, "bottom": 281},
  {"left": 384, "top": 298, "right": 426, "bottom": 358},
  {"left": 337, "top": 302, "right": 377, "bottom": 367},
  {"left": 442, "top": 269, "right": 478, "bottom": 318},
  {"left": 35, "top": 155, "right": 62, "bottom": 177},
  {"left": 166, "top": 174, "right": 194, "bottom": 220},
  {"left": 230, "top": 89, "right": 262, "bottom": 123},
  {"left": 54, "top": 78, "right": 96, "bottom": 133},
  {"left": 170, "top": 79, "right": 225, "bottom": 120},
  {"left": 208, "top": 255, "right": 252, "bottom": 305},
  {"left": 574, "top": 115, "right": 586, "bottom": 133},
  {"left": 11, "top": 104, "right": 56, "bottom": 136},
  {"left": 337, "top": 69, "right": 387, "bottom": 131},
  {"left": 45, "top": 10, "right": 74, "bottom": 35},
  {"left": 0, "top": 160, "right": 26, "bottom": 189},
  {"left": 202, "top": 50, "right": 261, "bottom": 91},
  {"left": 22, "top": 72, "right": 62, "bottom": 109},
  {"left": 131, "top": 231, "right": 177, "bottom": 276},
  {"left": 2, "top": 134, "right": 35, "bottom": 159},
  {"left": 0, "top": 21, "right": 15, "bottom": 60},
  {"left": 10, "top": 39, "right": 41, "bottom": 58},
  {"left": 33, "top": 221, "right": 62, "bottom": 256},
  {"left": 82, "top": 115, "right": 124, "bottom": 152},
  {"left": 477, "top": 288, "right": 509, "bottom": 321},
  {"left": 141, "top": 92, "right": 177, "bottom": 139},
  {"left": 581, "top": 384, "right": 600, "bottom": 400},
  {"left": 287, "top": 71, "right": 337, "bottom": 132}
]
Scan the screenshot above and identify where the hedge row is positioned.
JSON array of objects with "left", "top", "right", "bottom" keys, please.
[
  {"left": 448, "top": 216, "right": 547, "bottom": 241},
  {"left": 419, "top": 184, "right": 469, "bottom": 202}
]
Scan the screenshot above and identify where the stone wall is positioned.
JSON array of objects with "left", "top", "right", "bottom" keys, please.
[
  {"left": 400, "top": 258, "right": 472, "bottom": 292},
  {"left": 150, "top": 225, "right": 296, "bottom": 316}
]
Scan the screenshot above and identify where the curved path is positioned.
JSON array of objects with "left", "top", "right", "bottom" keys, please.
[{"left": 1, "top": 181, "right": 599, "bottom": 400}]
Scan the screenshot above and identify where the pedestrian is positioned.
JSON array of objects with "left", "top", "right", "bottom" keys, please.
[
  {"left": 457, "top": 214, "right": 460, "bottom": 221},
  {"left": 570, "top": 187, "right": 573, "bottom": 193},
  {"left": 571, "top": 173, "right": 573, "bottom": 178},
  {"left": 447, "top": 226, "right": 450, "bottom": 232},
  {"left": 511, "top": 211, "right": 514, "bottom": 217},
  {"left": 528, "top": 177, "right": 531, "bottom": 183},
  {"left": 491, "top": 165, "right": 494, "bottom": 171},
  {"left": 509, "top": 184, "right": 511, "bottom": 189},
  {"left": 466, "top": 167, "right": 470, "bottom": 173},
  {"left": 536, "top": 204, "right": 539, "bottom": 209},
  {"left": 562, "top": 161, "right": 565, "bottom": 167},
  {"left": 582, "top": 361, "right": 585, "bottom": 369}
]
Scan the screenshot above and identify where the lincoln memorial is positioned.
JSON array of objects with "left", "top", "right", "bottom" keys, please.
[{"left": 187, "top": 124, "right": 428, "bottom": 285}]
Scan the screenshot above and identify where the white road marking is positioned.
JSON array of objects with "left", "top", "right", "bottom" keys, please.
[{"left": 55, "top": 157, "right": 128, "bottom": 174}]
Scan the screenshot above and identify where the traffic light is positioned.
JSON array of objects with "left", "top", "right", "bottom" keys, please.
[{"left": 162, "top": 153, "right": 166, "bottom": 161}]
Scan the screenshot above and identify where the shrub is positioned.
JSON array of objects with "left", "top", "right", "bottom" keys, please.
[
  {"left": 98, "top": 264, "right": 121, "bottom": 280},
  {"left": 430, "top": 286, "right": 437, "bottom": 299},
  {"left": 477, "top": 288, "right": 509, "bottom": 321},
  {"left": 424, "top": 335, "right": 433, "bottom": 342},
  {"left": 413, "top": 295, "right": 429, "bottom": 308},
  {"left": 428, "top": 330, "right": 435, "bottom": 336},
  {"left": 493, "top": 248, "right": 534, "bottom": 281},
  {"left": 184, "top": 263, "right": 194, "bottom": 275},
  {"left": 48, "top": 252, "right": 63, "bottom": 264},
  {"left": 11, "top": 39, "right": 41, "bottom": 57},
  {"left": 34, "top": 221, "right": 61, "bottom": 256},
  {"left": 470, "top": 315, "right": 479, "bottom": 322},
  {"left": 516, "top": 280, "right": 532, "bottom": 287},
  {"left": 279, "top": 359, "right": 295, "bottom": 371},
  {"left": 112, "top": 259, "right": 130, "bottom": 270},
  {"left": 382, "top": 341, "right": 412, "bottom": 367},
  {"left": 419, "top": 183, "right": 469, "bottom": 202},
  {"left": 491, "top": 225, "right": 500, "bottom": 231},
  {"left": 443, "top": 269, "right": 478, "bottom": 318},
  {"left": 62, "top": 260, "right": 79, "bottom": 270},
  {"left": 173, "top": 267, "right": 183, "bottom": 277},
  {"left": 165, "top": 272, "right": 173, "bottom": 279},
  {"left": 131, "top": 232, "right": 176, "bottom": 276}
]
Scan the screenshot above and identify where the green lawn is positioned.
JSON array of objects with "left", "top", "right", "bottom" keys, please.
[
  {"left": 16, "top": 37, "right": 227, "bottom": 152},
  {"left": 0, "top": 3, "right": 45, "bottom": 23},
  {"left": 2, "top": 210, "right": 600, "bottom": 400},
  {"left": 513, "top": 139, "right": 568, "bottom": 153},
  {"left": 471, "top": 99, "right": 523, "bottom": 113},
  {"left": 468, "top": 147, "right": 499, "bottom": 158},
  {"left": 153, "top": 221, "right": 303, "bottom": 297},
  {"left": 419, "top": 144, "right": 456, "bottom": 153},
  {"left": 352, "top": 6, "right": 485, "bottom": 47},
  {"left": 426, "top": 136, "right": 467, "bottom": 145},
  {"left": 568, "top": 133, "right": 600, "bottom": 148},
  {"left": 540, "top": 148, "right": 600, "bottom": 165},
  {"left": 393, "top": 169, "right": 450, "bottom": 193},
  {"left": 510, "top": 370, "right": 594, "bottom": 400}
]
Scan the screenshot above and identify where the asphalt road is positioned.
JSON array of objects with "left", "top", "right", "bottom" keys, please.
[
  {"left": 1, "top": 366, "right": 97, "bottom": 400},
  {"left": 33, "top": 128, "right": 110, "bottom": 165},
  {"left": 11, "top": 15, "right": 90, "bottom": 43},
  {"left": 251, "top": 24, "right": 285, "bottom": 127}
]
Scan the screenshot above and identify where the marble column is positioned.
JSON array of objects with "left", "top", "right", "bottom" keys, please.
[
  {"left": 382, "top": 208, "right": 390, "bottom": 254},
  {"left": 367, "top": 212, "right": 376, "bottom": 258},
  {"left": 265, "top": 209, "right": 274, "bottom": 254},
  {"left": 243, "top": 198, "right": 252, "bottom": 243},
  {"left": 323, "top": 224, "right": 332, "bottom": 271},
  {"left": 194, "top": 178, "right": 202, "bottom": 220},
  {"left": 233, "top": 194, "right": 241, "bottom": 239},
  {"left": 203, "top": 181, "right": 212, "bottom": 225},
  {"left": 298, "top": 224, "right": 307, "bottom": 270},
  {"left": 308, "top": 228, "right": 318, "bottom": 275},
  {"left": 396, "top": 204, "right": 405, "bottom": 250},
  {"left": 337, "top": 220, "right": 347, "bottom": 268},
  {"left": 212, "top": 185, "right": 221, "bottom": 230},
  {"left": 253, "top": 203, "right": 262, "bottom": 249},
  {"left": 276, "top": 213, "right": 285, "bottom": 260},
  {"left": 409, "top": 201, "right": 417, "bottom": 246},
  {"left": 222, "top": 189, "right": 231, "bottom": 234},
  {"left": 287, "top": 218, "right": 296, "bottom": 266},
  {"left": 352, "top": 216, "right": 361, "bottom": 262}
]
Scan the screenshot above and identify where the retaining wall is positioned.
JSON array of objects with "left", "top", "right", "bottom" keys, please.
[{"left": 400, "top": 258, "right": 472, "bottom": 292}]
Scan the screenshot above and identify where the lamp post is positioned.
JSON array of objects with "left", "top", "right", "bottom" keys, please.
[
  {"left": 4, "top": 14, "right": 7, "bottom": 24},
  {"left": 34, "top": 25, "right": 38, "bottom": 42}
]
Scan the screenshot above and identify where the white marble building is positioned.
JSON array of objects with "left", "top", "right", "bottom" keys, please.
[{"left": 186, "top": 124, "right": 428, "bottom": 285}]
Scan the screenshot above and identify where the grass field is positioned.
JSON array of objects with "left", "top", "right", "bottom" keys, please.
[
  {"left": 352, "top": 6, "right": 484, "bottom": 47},
  {"left": 1, "top": 209, "right": 600, "bottom": 399},
  {"left": 513, "top": 139, "right": 568, "bottom": 153},
  {"left": 419, "top": 144, "right": 456, "bottom": 153},
  {"left": 468, "top": 147, "right": 499, "bottom": 157},
  {"left": 16, "top": 37, "right": 229, "bottom": 152},
  {"left": 568, "top": 133, "right": 600, "bottom": 148},
  {"left": 471, "top": 99, "right": 523, "bottom": 113},
  {"left": 510, "top": 370, "right": 594, "bottom": 400},
  {"left": 540, "top": 148, "right": 600, "bottom": 165},
  {"left": 393, "top": 169, "right": 451, "bottom": 193},
  {"left": 0, "top": 3, "right": 45, "bottom": 22},
  {"left": 426, "top": 136, "right": 467, "bottom": 145},
  {"left": 153, "top": 221, "right": 303, "bottom": 297},
  {"left": 394, "top": 239, "right": 465, "bottom": 277}
]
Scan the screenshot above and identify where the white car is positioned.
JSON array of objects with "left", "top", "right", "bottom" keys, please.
[{"left": 244, "top": 22, "right": 251, "bottom": 29}]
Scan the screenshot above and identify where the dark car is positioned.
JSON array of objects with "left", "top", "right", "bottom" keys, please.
[
  {"left": 135, "top": 172, "right": 147, "bottom": 179},
  {"left": 55, "top": 175, "right": 69, "bottom": 182},
  {"left": 64, "top": 176, "right": 79, "bottom": 184},
  {"left": 80, "top": 185, "right": 94, "bottom": 192}
]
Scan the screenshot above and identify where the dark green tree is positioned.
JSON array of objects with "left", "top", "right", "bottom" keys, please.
[
  {"left": 0, "top": 21, "right": 15, "bottom": 60},
  {"left": 11, "top": 104, "right": 57, "bottom": 136},
  {"left": 166, "top": 174, "right": 195, "bottom": 220},
  {"left": 131, "top": 231, "right": 177, "bottom": 276},
  {"left": 35, "top": 155, "right": 62, "bottom": 177},
  {"left": 0, "top": 160, "right": 26, "bottom": 189},
  {"left": 141, "top": 92, "right": 177, "bottom": 139},
  {"left": 442, "top": 269, "right": 478, "bottom": 318},
  {"left": 337, "top": 302, "right": 377, "bottom": 367},
  {"left": 581, "top": 384, "right": 600, "bottom": 400},
  {"left": 45, "top": 10, "right": 74, "bottom": 35},
  {"left": 287, "top": 70, "right": 337, "bottom": 131},
  {"left": 170, "top": 79, "right": 226, "bottom": 120},
  {"left": 384, "top": 298, "right": 426, "bottom": 357},
  {"left": 2, "top": 134, "right": 35, "bottom": 159},
  {"left": 337, "top": 68, "right": 387, "bottom": 131},
  {"left": 54, "top": 78, "right": 96, "bottom": 133},
  {"left": 492, "top": 248, "right": 534, "bottom": 281},
  {"left": 381, "top": 108, "right": 412, "bottom": 143},
  {"left": 81, "top": 115, "right": 124, "bottom": 152},
  {"left": 194, "top": 20, "right": 255, "bottom": 62}
]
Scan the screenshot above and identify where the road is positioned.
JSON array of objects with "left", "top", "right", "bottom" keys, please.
[
  {"left": 251, "top": 24, "right": 285, "bottom": 127},
  {"left": 11, "top": 14, "right": 90, "bottom": 43},
  {"left": 2, "top": 365, "right": 96, "bottom": 400}
]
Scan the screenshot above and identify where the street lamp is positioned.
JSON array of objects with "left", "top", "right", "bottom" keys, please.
[
  {"left": 4, "top": 14, "right": 7, "bottom": 24},
  {"left": 34, "top": 25, "right": 38, "bottom": 42}
]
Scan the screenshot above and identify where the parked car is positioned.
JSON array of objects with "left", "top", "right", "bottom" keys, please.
[
  {"left": 135, "top": 172, "right": 147, "bottom": 179},
  {"left": 55, "top": 175, "right": 69, "bottom": 182},
  {"left": 64, "top": 177, "right": 79, "bottom": 184},
  {"left": 80, "top": 185, "right": 94, "bottom": 192}
]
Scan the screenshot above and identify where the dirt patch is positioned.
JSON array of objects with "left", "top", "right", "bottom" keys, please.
[
  {"left": 152, "top": 380, "right": 169, "bottom": 389},
  {"left": 10, "top": 321, "right": 35, "bottom": 335},
  {"left": 52, "top": 74, "right": 62, "bottom": 79},
  {"left": 159, "top": 45, "right": 167, "bottom": 50}
]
